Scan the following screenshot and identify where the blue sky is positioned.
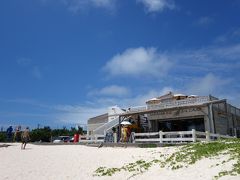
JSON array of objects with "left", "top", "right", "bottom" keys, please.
[{"left": 1, "top": 0, "right": 240, "bottom": 129}]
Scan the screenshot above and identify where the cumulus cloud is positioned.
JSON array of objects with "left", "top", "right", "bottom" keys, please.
[
  {"left": 88, "top": 85, "right": 130, "bottom": 97},
  {"left": 103, "top": 43, "right": 240, "bottom": 105},
  {"left": 137, "top": 0, "right": 175, "bottom": 13},
  {"left": 104, "top": 47, "right": 172, "bottom": 78}
]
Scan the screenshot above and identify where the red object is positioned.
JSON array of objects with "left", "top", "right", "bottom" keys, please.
[{"left": 74, "top": 134, "right": 79, "bottom": 143}]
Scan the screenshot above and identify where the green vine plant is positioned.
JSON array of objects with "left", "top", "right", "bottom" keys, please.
[{"left": 93, "top": 138, "right": 240, "bottom": 179}]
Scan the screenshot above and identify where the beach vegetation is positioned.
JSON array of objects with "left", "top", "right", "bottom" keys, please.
[
  {"left": 138, "top": 143, "right": 158, "bottom": 148},
  {"left": 93, "top": 138, "right": 240, "bottom": 179}
]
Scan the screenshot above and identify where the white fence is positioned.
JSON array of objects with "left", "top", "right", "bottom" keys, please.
[
  {"left": 78, "top": 134, "right": 105, "bottom": 143},
  {"left": 78, "top": 130, "right": 234, "bottom": 144},
  {"left": 132, "top": 129, "right": 234, "bottom": 143}
]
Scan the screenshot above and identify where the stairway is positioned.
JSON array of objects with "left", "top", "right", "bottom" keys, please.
[{"left": 93, "top": 117, "right": 119, "bottom": 135}]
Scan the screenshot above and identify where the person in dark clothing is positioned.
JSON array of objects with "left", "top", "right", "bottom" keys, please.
[{"left": 6, "top": 126, "right": 13, "bottom": 142}]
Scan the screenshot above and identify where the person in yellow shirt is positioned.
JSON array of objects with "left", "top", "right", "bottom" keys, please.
[{"left": 121, "top": 126, "right": 128, "bottom": 143}]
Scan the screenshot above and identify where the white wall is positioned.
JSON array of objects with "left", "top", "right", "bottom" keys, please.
[{"left": 108, "top": 106, "right": 125, "bottom": 122}]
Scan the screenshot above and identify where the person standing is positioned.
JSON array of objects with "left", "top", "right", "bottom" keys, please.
[
  {"left": 6, "top": 126, "right": 13, "bottom": 142},
  {"left": 121, "top": 125, "right": 128, "bottom": 143},
  {"left": 14, "top": 126, "right": 21, "bottom": 142},
  {"left": 21, "top": 127, "right": 30, "bottom": 150}
]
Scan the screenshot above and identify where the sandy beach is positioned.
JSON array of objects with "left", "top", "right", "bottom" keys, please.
[{"left": 0, "top": 143, "right": 239, "bottom": 180}]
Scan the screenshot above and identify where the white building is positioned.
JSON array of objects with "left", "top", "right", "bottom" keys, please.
[{"left": 87, "top": 92, "right": 240, "bottom": 138}]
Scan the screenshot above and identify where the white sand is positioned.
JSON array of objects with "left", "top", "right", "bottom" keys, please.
[{"left": 0, "top": 143, "right": 239, "bottom": 180}]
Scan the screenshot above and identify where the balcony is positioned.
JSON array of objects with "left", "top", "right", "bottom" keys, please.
[{"left": 147, "top": 96, "right": 210, "bottom": 111}]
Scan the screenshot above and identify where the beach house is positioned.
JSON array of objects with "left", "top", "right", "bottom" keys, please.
[{"left": 87, "top": 92, "right": 240, "bottom": 140}]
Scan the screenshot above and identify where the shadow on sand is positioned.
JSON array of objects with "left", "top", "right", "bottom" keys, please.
[{"left": 0, "top": 144, "right": 12, "bottom": 148}]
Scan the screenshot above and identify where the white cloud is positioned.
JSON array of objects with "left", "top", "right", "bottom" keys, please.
[
  {"left": 128, "top": 86, "right": 174, "bottom": 105},
  {"left": 93, "top": 86, "right": 175, "bottom": 107},
  {"left": 215, "top": 28, "right": 240, "bottom": 43},
  {"left": 104, "top": 47, "right": 172, "bottom": 78},
  {"left": 53, "top": 105, "right": 107, "bottom": 124},
  {"left": 52, "top": 86, "right": 176, "bottom": 124},
  {"left": 1, "top": 98, "right": 108, "bottom": 126},
  {"left": 211, "top": 44, "right": 240, "bottom": 60},
  {"left": 137, "top": 0, "right": 175, "bottom": 13},
  {"left": 169, "top": 43, "right": 240, "bottom": 76},
  {"left": 103, "top": 43, "right": 240, "bottom": 106},
  {"left": 186, "top": 73, "right": 231, "bottom": 95},
  {"left": 89, "top": 85, "right": 130, "bottom": 97}
]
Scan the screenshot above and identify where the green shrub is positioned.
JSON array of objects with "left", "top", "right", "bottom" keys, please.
[
  {"left": 0, "top": 132, "right": 7, "bottom": 142},
  {"left": 138, "top": 143, "right": 157, "bottom": 148}
]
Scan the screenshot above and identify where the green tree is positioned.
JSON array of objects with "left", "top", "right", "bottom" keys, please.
[
  {"left": 30, "top": 126, "right": 52, "bottom": 142},
  {"left": 0, "top": 132, "right": 7, "bottom": 142}
]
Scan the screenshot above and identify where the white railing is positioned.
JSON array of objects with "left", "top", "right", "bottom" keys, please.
[
  {"left": 147, "top": 96, "right": 210, "bottom": 110},
  {"left": 93, "top": 117, "right": 119, "bottom": 135},
  {"left": 127, "top": 106, "right": 147, "bottom": 112},
  {"left": 79, "top": 134, "right": 105, "bottom": 143},
  {"left": 132, "top": 129, "right": 234, "bottom": 143}
]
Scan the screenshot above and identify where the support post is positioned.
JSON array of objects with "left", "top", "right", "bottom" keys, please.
[
  {"left": 208, "top": 103, "right": 215, "bottom": 133},
  {"left": 234, "top": 128, "right": 237, "bottom": 137},
  {"left": 113, "top": 132, "right": 117, "bottom": 143},
  {"left": 132, "top": 132, "right": 135, "bottom": 143},
  {"left": 206, "top": 131, "right": 210, "bottom": 142},
  {"left": 192, "top": 129, "right": 196, "bottom": 143},
  {"left": 94, "top": 135, "right": 97, "bottom": 143},
  {"left": 159, "top": 131, "right": 163, "bottom": 143},
  {"left": 118, "top": 116, "right": 121, "bottom": 142}
]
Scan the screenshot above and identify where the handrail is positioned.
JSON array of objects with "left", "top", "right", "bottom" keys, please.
[{"left": 93, "top": 117, "right": 119, "bottom": 135}]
